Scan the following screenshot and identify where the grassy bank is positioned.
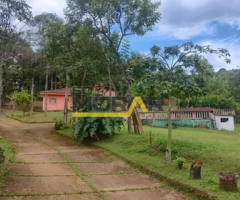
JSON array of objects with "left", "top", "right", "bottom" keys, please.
[
  {"left": 0, "top": 131, "right": 15, "bottom": 187},
  {"left": 2, "top": 109, "right": 71, "bottom": 123},
  {"left": 0, "top": 134, "right": 15, "bottom": 163},
  {"left": 56, "top": 124, "right": 240, "bottom": 199}
]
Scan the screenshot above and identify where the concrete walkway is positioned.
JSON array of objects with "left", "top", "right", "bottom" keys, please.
[{"left": 0, "top": 117, "right": 188, "bottom": 200}]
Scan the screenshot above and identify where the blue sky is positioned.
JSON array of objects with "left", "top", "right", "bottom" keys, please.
[{"left": 26, "top": 0, "right": 240, "bottom": 71}]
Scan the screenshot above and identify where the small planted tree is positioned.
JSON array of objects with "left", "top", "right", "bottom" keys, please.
[
  {"left": 6, "top": 92, "right": 16, "bottom": 117},
  {"left": 15, "top": 90, "right": 32, "bottom": 115},
  {"left": 149, "top": 42, "right": 231, "bottom": 162}
]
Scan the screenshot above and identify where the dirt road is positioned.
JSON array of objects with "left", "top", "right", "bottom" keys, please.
[{"left": 0, "top": 117, "right": 188, "bottom": 200}]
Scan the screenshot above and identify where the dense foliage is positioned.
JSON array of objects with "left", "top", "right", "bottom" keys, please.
[
  {"left": 15, "top": 90, "right": 32, "bottom": 114},
  {"left": 0, "top": 0, "right": 32, "bottom": 119},
  {"left": 1, "top": 0, "right": 240, "bottom": 163},
  {"left": 73, "top": 106, "right": 124, "bottom": 143},
  {"left": 179, "top": 68, "right": 240, "bottom": 110}
]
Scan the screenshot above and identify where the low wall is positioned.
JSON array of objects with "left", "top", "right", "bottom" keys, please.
[
  {"left": 142, "top": 119, "right": 213, "bottom": 128},
  {"left": 33, "top": 101, "right": 43, "bottom": 111},
  {"left": 2, "top": 101, "right": 43, "bottom": 112}
]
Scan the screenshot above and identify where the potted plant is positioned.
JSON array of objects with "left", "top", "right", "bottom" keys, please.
[
  {"left": 219, "top": 171, "right": 238, "bottom": 191},
  {"left": 190, "top": 160, "right": 203, "bottom": 179},
  {"left": 176, "top": 156, "right": 185, "bottom": 169}
]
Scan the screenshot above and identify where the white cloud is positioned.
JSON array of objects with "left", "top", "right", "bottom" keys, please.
[
  {"left": 17, "top": 0, "right": 66, "bottom": 32},
  {"left": 152, "top": 0, "right": 240, "bottom": 39},
  {"left": 23, "top": 0, "right": 240, "bottom": 71},
  {"left": 155, "top": 23, "right": 217, "bottom": 40},
  {"left": 142, "top": 0, "right": 240, "bottom": 71},
  {"left": 26, "top": 0, "right": 66, "bottom": 17},
  {"left": 200, "top": 37, "right": 240, "bottom": 71}
]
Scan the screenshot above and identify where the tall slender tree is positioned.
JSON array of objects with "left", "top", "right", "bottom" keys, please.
[
  {"left": 65, "top": 0, "right": 161, "bottom": 133},
  {"left": 0, "top": 0, "right": 32, "bottom": 119},
  {"left": 150, "top": 42, "right": 231, "bottom": 161},
  {"left": 31, "top": 13, "right": 63, "bottom": 117}
]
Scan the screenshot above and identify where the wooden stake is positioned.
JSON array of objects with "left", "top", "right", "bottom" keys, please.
[{"left": 133, "top": 107, "right": 145, "bottom": 135}]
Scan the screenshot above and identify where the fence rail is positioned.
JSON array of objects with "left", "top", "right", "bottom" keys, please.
[
  {"left": 213, "top": 109, "right": 235, "bottom": 116},
  {"left": 139, "top": 109, "right": 235, "bottom": 120}
]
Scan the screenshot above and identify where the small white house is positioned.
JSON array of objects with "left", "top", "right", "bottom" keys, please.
[{"left": 215, "top": 116, "right": 235, "bottom": 131}]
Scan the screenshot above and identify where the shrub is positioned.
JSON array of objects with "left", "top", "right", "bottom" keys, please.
[
  {"left": 55, "top": 120, "right": 64, "bottom": 130},
  {"left": 68, "top": 117, "right": 72, "bottom": 124},
  {"left": 15, "top": 90, "right": 33, "bottom": 115},
  {"left": 176, "top": 156, "right": 185, "bottom": 165},
  {"left": 73, "top": 106, "right": 124, "bottom": 143}
]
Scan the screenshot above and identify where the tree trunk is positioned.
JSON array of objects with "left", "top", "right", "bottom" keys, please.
[
  {"left": 117, "top": 59, "right": 134, "bottom": 134},
  {"left": 44, "top": 65, "right": 49, "bottom": 117},
  {"left": 54, "top": 72, "right": 57, "bottom": 90},
  {"left": 63, "top": 73, "right": 69, "bottom": 124},
  {"left": 51, "top": 73, "right": 53, "bottom": 90},
  {"left": 12, "top": 98, "right": 15, "bottom": 117},
  {"left": 166, "top": 92, "right": 172, "bottom": 162},
  {"left": 6, "top": 94, "right": 15, "bottom": 117},
  {"left": 110, "top": 77, "right": 117, "bottom": 94},
  {"left": 107, "top": 46, "right": 142, "bottom": 134},
  {"left": 81, "top": 69, "right": 87, "bottom": 103},
  {"left": 127, "top": 117, "right": 132, "bottom": 133},
  {"left": 30, "top": 77, "right": 34, "bottom": 116},
  {"left": 108, "top": 65, "right": 112, "bottom": 110},
  {"left": 0, "top": 60, "right": 3, "bottom": 120}
]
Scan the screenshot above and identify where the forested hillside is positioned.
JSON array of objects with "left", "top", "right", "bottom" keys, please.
[{"left": 181, "top": 68, "right": 240, "bottom": 109}]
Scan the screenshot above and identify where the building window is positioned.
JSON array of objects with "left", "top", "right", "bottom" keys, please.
[
  {"left": 221, "top": 118, "right": 229, "bottom": 122},
  {"left": 49, "top": 98, "right": 56, "bottom": 104}
]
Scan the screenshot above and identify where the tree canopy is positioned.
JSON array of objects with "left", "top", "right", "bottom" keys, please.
[{"left": 0, "top": 0, "right": 32, "bottom": 119}]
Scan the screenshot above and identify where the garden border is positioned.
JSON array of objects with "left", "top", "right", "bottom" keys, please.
[
  {"left": 1, "top": 112, "right": 55, "bottom": 124},
  {"left": 90, "top": 143, "right": 218, "bottom": 200},
  {"left": 54, "top": 129, "right": 218, "bottom": 200}
]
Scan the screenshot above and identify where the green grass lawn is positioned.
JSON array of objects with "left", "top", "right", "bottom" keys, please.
[
  {"left": 0, "top": 136, "right": 15, "bottom": 163},
  {"left": 2, "top": 109, "right": 71, "bottom": 123},
  {"left": 57, "top": 124, "right": 240, "bottom": 199},
  {"left": 0, "top": 131, "right": 15, "bottom": 187}
]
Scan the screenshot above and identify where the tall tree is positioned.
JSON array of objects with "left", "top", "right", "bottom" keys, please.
[
  {"left": 230, "top": 70, "right": 240, "bottom": 103},
  {"left": 0, "top": 0, "right": 32, "bottom": 119},
  {"left": 45, "top": 19, "right": 106, "bottom": 123},
  {"left": 65, "top": 0, "right": 161, "bottom": 133},
  {"left": 31, "top": 13, "right": 63, "bottom": 117},
  {"left": 190, "top": 55, "right": 214, "bottom": 90},
  {"left": 150, "top": 42, "right": 231, "bottom": 162}
]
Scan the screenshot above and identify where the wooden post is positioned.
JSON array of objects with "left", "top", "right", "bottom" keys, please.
[
  {"left": 166, "top": 92, "right": 172, "bottom": 162},
  {"left": 0, "top": 60, "right": 3, "bottom": 120},
  {"left": 134, "top": 108, "right": 145, "bottom": 135},
  {"left": 63, "top": 73, "right": 69, "bottom": 124},
  {"left": 132, "top": 113, "right": 139, "bottom": 134},
  {"left": 54, "top": 72, "right": 57, "bottom": 90},
  {"left": 44, "top": 64, "right": 49, "bottom": 117},
  {"left": 193, "top": 112, "right": 196, "bottom": 119}
]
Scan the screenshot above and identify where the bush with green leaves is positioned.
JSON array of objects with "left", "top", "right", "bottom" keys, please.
[
  {"left": 55, "top": 120, "right": 64, "bottom": 130},
  {"left": 181, "top": 94, "right": 238, "bottom": 109},
  {"left": 68, "top": 117, "right": 72, "bottom": 125},
  {"left": 176, "top": 156, "right": 185, "bottom": 165},
  {"left": 14, "top": 90, "right": 33, "bottom": 115},
  {"left": 73, "top": 106, "right": 124, "bottom": 143}
]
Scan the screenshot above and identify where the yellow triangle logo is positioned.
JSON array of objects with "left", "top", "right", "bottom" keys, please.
[{"left": 72, "top": 97, "right": 147, "bottom": 118}]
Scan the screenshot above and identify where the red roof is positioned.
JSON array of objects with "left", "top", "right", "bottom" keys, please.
[
  {"left": 40, "top": 88, "right": 71, "bottom": 95},
  {"left": 172, "top": 107, "right": 214, "bottom": 112}
]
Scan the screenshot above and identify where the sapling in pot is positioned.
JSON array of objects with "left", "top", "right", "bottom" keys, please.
[{"left": 176, "top": 156, "right": 185, "bottom": 169}]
